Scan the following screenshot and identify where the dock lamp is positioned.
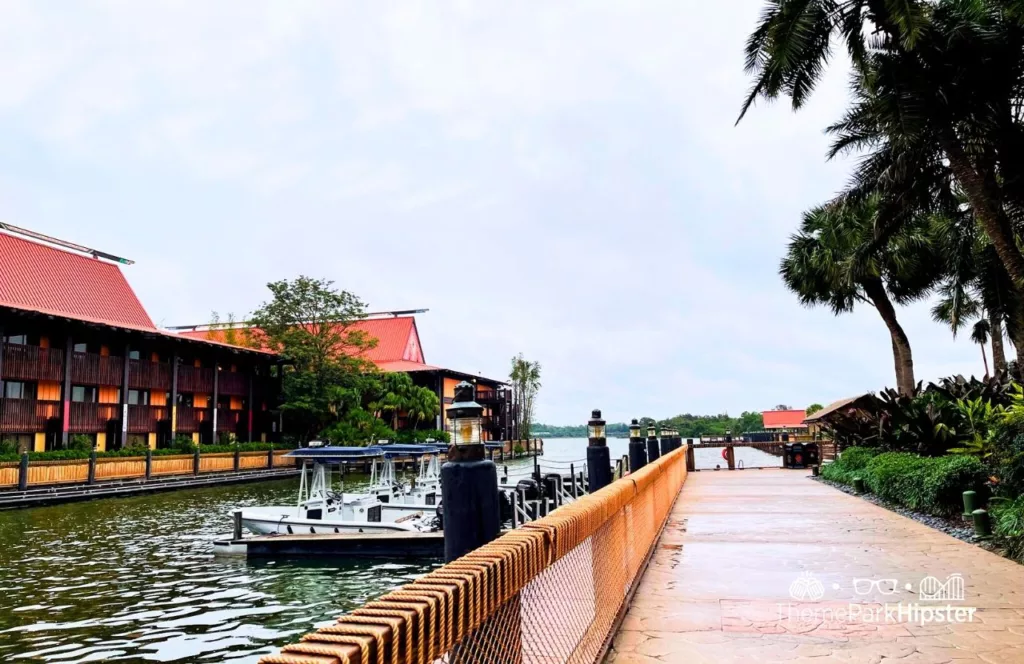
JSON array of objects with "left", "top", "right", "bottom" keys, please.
[
  {"left": 586, "top": 409, "right": 612, "bottom": 493},
  {"left": 441, "top": 381, "right": 499, "bottom": 562},
  {"left": 628, "top": 419, "right": 647, "bottom": 473},
  {"left": 647, "top": 423, "right": 661, "bottom": 462},
  {"left": 660, "top": 425, "right": 672, "bottom": 456}
]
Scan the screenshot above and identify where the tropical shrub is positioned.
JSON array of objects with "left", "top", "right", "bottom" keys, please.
[
  {"left": 820, "top": 446, "right": 880, "bottom": 484},
  {"left": 864, "top": 453, "right": 930, "bottom": 508},
  {"left": 920, "top": 455, "right": 990, "bottom": 516},
  {"left": 69, "top": 434, "right": 94, "bottom": 451},
  {"left": 392, "top": 429, "right": 451, "bottom": 444},
  {"left": 991, "top": 496, "right": 1024, "bottom": 562},
  {"left": 856, "top": 452, "right": 989, "bottom": 516}
]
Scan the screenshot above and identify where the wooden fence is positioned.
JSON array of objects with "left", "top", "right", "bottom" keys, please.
[{"left": 0, "top": 449, "right": 293, "bottom": 490}]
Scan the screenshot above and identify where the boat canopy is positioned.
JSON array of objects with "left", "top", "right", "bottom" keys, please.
[
  {"left": 484, "top": 442, "right": 504, "bottom": 450},
  {"left": 377, "top": 443, "right": 447, "bottom": 457},
  {"left": 285, "top": 446, "right": 386, "bottom": 461}
]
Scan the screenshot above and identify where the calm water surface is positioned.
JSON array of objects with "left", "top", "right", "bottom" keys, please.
[{"left": 0, "top": 439, "right": 773, "bottom": 662}]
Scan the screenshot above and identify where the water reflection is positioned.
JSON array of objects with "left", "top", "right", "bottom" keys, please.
[{"left": 0, "top": 478, "right": 437, "bottom": 663}]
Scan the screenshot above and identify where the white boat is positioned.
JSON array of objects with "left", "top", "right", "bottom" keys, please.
[{"left": 239, "top": 445, "right": 443, "bottom": 536}]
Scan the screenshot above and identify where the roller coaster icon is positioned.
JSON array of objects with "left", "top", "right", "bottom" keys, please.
[{"left": 918, "top": 573, "right": 965, "bottom": 602}]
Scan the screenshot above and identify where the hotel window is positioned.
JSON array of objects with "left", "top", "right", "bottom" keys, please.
[
  {"left": 128, "top": 390, "right": 150, "bottom": 406},
  {"left": 73, "top": 342, "right": 88, "bottom": 353},
  {"left": 177, "top": 393, "right": 193, "bottom": 407},
  {"left": 71, "top": 386, "right": 98, "bottom": 403},
  {"left": 4, "top": 334, "right": 28, "bottom": 345},
  {"left": 4, "top": 381, "right": 35, "bottom": 399},
  {"left": 128, "top": 350, "right": 141, "bottom": 361}
]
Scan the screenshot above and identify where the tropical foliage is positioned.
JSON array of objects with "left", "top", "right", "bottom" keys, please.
[
  {"left": 510, "top": 354, "right": 542, "bottom": 440},
  {"left": 248, "top": 276, "right": 439, "bottom": 445}
]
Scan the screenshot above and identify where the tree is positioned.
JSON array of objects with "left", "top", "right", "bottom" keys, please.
[
  {"left": 806, "top": 404, "right": 824, "bottom": 416},
  {"left": 773, "top": 404, "right": 793, "bottom": 411},
  {"left": 741, "top": 1, "right": 1024, "bottom": 295},
  {"left": 930, "top": 208, "right": 1017, "bottom": 375},
  {"left": 367, "top": 372, "right": 440, "bottom": 432},
  {"left": 248, "top": 276, "right": 377, "bottom": 442},
  {"left": 510, "top": 354, "right": 541, "bottom": 440},
  {"left": 780, "top": 197, "right": 938, "bottom": 394}
]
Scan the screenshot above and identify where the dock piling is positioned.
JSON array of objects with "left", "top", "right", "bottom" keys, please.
[
  {"left": 233, "top": 510, "right": 243, "bottom": 541},
  {"left": 586, "top": 409, "right": 612, "bottom": 493},
  {"left": 87, "top": 451, "right": 97, "bottom": 485},
  {"left": 145, "top": 449, "right": 152, "bottom": 480},
  {"left": 18, "top": 453, "right": 28, "bottom": 491},
  {"left": 628, "top": 419, "right": 647, "bottom": 473}
]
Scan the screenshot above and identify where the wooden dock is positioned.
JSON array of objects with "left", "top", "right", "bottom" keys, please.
[{"left": 226, "top": 531, "right": 445, "bottom": 559}]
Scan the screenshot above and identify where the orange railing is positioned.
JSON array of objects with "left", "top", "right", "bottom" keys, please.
[{"left": 261, "top": 444, "right": 688, "bottom": 664}]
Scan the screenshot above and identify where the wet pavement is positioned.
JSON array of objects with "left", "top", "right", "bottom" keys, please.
[{"left": 609, "top": 469, "right": 1024, "bottom": 663}]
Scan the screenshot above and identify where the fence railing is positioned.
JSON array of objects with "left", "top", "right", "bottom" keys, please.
[
  {"left": 2, "top": 344, "right": 64, "bottom": 382},
  {"left": 71, "top": 352, "right": 124, "bottom": 386},
  {"left": 260, "top": 444, "right": 688, "bottom": 664}
]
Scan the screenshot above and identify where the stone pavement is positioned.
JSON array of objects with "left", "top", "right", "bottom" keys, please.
[{"left": 608, "top": 469, "right": 1024, "bottom": 663}]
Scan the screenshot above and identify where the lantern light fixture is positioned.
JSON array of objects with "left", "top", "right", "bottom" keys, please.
[{"left": 447, "top": 381, "right": 484, "bottom": 446}]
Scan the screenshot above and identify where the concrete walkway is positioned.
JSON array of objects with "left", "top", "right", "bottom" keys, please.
[{"left": 609, "top": 469, "right": 1024, "bottom": 663}]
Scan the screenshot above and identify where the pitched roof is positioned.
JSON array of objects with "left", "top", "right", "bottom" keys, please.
[
  {"left": 0, "top": 231, "right": 157, "bottom": 331},
  {"left": 761, "top": 409, "right": 809, "bottom": 429},
  {"left": 178, "top": 316, "right": 425, "bottom": 365},
  {"left": 803, "top": 394, "right": 874, "bottom": 423}
]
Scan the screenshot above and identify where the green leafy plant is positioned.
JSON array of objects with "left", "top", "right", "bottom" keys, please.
[
  {"left": 820, "top": 446, "right": 881, "bottom": 485},
  {"left": 69, "top": 435, "right": 94, "bottom": 452},
  {"left": 991, "top": 496, "right": 1024, "bottom": 561}
]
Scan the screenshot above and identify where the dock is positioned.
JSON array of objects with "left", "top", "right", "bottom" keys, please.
[
  {"left": 220, "top": 531, "right": 444, "bottom": 559},
  {"left": 0, "top": 466, "right": 299, "bottom": 509}
]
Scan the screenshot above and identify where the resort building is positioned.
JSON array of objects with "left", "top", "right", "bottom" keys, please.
[
  {"left": 760, "top": 408, "right": 811, "bottom": 441},
  {"left": 0, "top": 226, "right": 281, "bottom": 452},
  {"left": 178, "top": 313, "right": 518, "bottom": 441}
]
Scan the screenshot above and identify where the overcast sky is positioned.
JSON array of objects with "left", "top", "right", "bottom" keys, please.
[{"left": 0, "top": 1, "right": 990, "bottom": 425}]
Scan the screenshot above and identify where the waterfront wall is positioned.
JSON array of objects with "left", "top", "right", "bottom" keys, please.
[{"left": 0, "top": 450, "right": 291, "bottom": 490}]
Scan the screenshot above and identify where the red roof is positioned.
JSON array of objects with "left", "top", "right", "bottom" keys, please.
[
  {"left": 377, "top": 360, "right": 442, "bottom": 373},
  {"left": 179, "top": 316, "right": 425, "bottom": 366},
  {"left": 762, "top": 409, "right": 809, "bottom": 429},
  {"left": 0, "top": 231, "right": 156, "bottom": 331}
]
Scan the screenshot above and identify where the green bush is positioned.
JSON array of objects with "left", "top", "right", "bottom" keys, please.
[
  {"left": 392, "top": 429, "right": 451, "bottom": 444},
  {"left": 921, "top": 455, "right": 990, "bottom": 516},
  {"left": 864, "top": 452, "right": 930, "bottom": 508},
  {"left": 69, "top": 434, "right": 94, "bottom": 451},
  {"left": 820, "top": 446, "right": 881, "bottom": 484},
  {"left": 846, "top": 452, "right": 991, "bottom": 516},
  {"left": 991, "top": 496, "right": 1024, "bottom": 562}
]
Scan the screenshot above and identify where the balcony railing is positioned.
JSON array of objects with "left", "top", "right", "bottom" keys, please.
[
  {"left": 2, "top": 345, "right": 65, "bottom": 383},
  {"left": 218, "top": 371, "right": 247, "bottom": 396},
  {"left": 69, "top": 402, "right": 119, "bottom": 433},
  {"left": 128, "top": 359, "right": 172, "bottom": 390},
  {"left": 127, "top": 404, "right": 169, "bottom": 433},
  {"left": 0, "top": 398, "right": 60, "bottom": 433},
  {"left": 175, "top": 405, "right": 210, "bottom": 433},
  {"left": 71, "top": 352, "right": 124, "bottom": 386},
  {"left": 216, "top": 408, "right": 242, "bottom": 433},
  {"left": 177, "top": 365, "right": 214, "bottom": 394}
]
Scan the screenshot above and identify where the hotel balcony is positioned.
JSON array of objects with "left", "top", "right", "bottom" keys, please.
[
  {"left": 0, "top": 398, "right": 61, "bottom": 433},
  {"left": 177, "top": 365, "right": 214, "bottom": 394},
  {"left": 128, "top": 359, "right": 172, "bottom": 391},
  {"left": 2, "top": 345, "right": 64, "bottom": 383},
  {"left": 71, "top": 352, "right": 124, "bottom": 386},
  {"left": 217, "top": 371, "right": 247, "bottom": 396},
  {"left": 68, "top": 402, "right": 119, "bottom": 433},
  {"left": 127, "top": 404, "right": 169, "bottom": 433}
]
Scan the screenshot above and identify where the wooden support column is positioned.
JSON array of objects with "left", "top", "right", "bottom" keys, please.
[
  {"left": 119, "top": 343, "right": 130, "bottom": 449},
  {"left": 0, "top": 324, "right": 5, "bottom": 428},
  {"left": 247, "top": 367, "right": 254, "bottom": 443},
  {"left": 61, "top": 335, "right": 73, "bottom": 447},
  {"left": 211, "top": 359, "right": 219, "bottom": 443},
  {"left": 170, "top": 354, "right": 179, "bottom": 441}
]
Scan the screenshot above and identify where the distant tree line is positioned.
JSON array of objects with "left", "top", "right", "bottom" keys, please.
[{"left": 533, "top": 411, "right": 765, "bottom": 438}]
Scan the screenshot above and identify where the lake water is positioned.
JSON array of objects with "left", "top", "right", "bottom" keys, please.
[{"left": 0, "top": 438, "right": 777, "bottom": 663}]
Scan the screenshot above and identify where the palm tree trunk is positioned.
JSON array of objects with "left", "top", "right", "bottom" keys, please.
[
  {"left": 991, "top": 313, "right": 1008, "bottom": 375},
  {"left": 943, "top": 138, "right": 1024, "bottom": 289},
  {"left": 862, "top": 278, "right": 915, "bottom": 395},
  {"left": 980, "top": 341, "right": 990, "bottom": 379}
]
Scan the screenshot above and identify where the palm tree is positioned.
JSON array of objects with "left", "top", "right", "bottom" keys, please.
[
  {"left": 972, "top": 318, "right": 992, "bottom": 378},
  {"left": 929, "top": 205, "right": 1017, "bottom": 375},
  {"left": 509, "top": 355, "right": 542, "bottom": 440},
  {"left": 741, "top": 1, "right": 1024, "bottom": 290},
  {"left": 781, "top": 196, "right": 937, "bottom": 394}
]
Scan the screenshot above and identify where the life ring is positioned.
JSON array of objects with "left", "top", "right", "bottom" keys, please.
[{"left": 721, "top": 448, "right": 729, "bottom": 460}]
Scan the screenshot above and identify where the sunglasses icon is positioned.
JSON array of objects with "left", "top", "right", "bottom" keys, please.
[{"left": 853, "top": 578, "right": 899, "bottom": 595}]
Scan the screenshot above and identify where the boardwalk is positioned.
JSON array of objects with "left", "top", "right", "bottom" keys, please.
[{"left": 609, "top": 469, "right": 1024, "bottom": 663}]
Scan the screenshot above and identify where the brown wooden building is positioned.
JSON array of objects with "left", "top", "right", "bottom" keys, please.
[{"left": 0, "top": 229, "right": 280, "bottom": 452}]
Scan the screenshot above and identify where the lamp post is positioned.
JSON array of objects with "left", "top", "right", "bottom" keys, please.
[
  {"left": 647, "top": 423, "right": 660, "bottom": 462},
  {"left": 586, "top": 409, "right": 611, "bottom": 493},
  {"left": 441, "top": 381, "right": 500, "bottom": 562},
  {"left": 628, "top": 419, "right": 647, "bottom": 473},
  {"left": 659, "top": 426, "right": 672, "bottom": 456}
]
